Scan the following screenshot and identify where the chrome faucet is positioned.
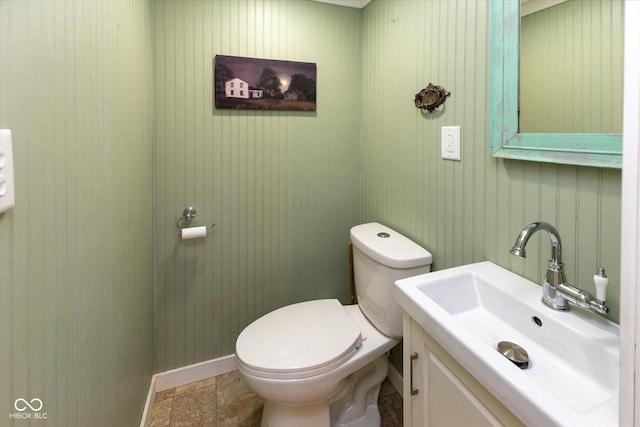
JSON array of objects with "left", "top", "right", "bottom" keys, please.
[{"left": 510, "top": 222, "right": 609, "bottom": 315}]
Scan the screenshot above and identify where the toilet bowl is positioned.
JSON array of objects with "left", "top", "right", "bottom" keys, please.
[{"left": 235, "top": 223, "right": 433, "bottom": 427}]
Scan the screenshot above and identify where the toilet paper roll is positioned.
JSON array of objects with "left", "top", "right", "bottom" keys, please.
[{"left": 181, "top": 226, "right": 207, "bottom": 240}]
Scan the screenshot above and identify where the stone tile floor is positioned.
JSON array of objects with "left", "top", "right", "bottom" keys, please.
[{"left": 149, "top": 370, "right": 402, "bottom": 427}]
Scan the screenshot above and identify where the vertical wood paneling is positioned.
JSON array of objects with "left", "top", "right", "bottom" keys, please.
[
  {"left": 0, "top": 1, "right": 154, "bottom": 426},
  {"left": 520, "top": 0, "right": 623, "bottom": 133},
  {"left": 361, "top": 0, "right": 621, "bottom": 322},
  {"left": 153, "top": 0, "right": 362, "bottom": 372},
  {"left": 0, "top": 0, "right": 625, "bottom": 409}
]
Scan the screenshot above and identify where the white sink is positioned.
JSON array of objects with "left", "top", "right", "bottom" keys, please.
[{"left": 394, "top": 261, "right": 619, "bottom": 427}]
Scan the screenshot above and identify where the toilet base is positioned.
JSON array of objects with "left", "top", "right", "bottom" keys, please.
[
  {"left": 261, "top": 400, "right": 330, "bottom": 427},
  {"left": 259, "top": 354, "right": 389, "bottom": 427},
  {"left": 259, "top": 392, "right": 383, "bottom": 427},
  {"left": 330, "top": 354, "right": 388, "bottom": 427},
  {"left": 334, "top": 405, "right": 381, "bottom": 427}
]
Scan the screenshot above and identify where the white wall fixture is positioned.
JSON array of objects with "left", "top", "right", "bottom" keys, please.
[
  {"left": 441, "top": 126, "right": 461, "bottom": 161},
  {"left": 0, "top": 129, "right": 15, "bottom": 213},
  {"left": 619, "top": 0, "right": 640, "bottom": 423}
]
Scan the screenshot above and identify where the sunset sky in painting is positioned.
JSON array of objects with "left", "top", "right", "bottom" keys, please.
[{"left": 215, "top": 55, "right": 316, "bottom": 92}]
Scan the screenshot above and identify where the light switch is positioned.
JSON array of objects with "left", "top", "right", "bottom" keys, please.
[{"left": 0, "top": 129, "right": 15, "bottom": 213}]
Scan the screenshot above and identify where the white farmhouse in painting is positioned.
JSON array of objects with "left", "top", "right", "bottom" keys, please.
[
  {"left": 225, "top": 78, "right": 264, "bottom": 99},
  {"left": 225, "top": 78, "right": 249, "bottom": 99}
]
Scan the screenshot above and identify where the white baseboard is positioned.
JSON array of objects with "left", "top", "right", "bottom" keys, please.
[
  {"left": 139, "top": 354, "right": 237, "bottom": 427},
  {"left": 139, "top": 375, "right": 157, "bottom": 427},
  {"left": 154, "top": 354, "right": 236, "bottom": 392},
  {"left": 139, "top": 353, "right": 404, "bottom": 426},
  {"left": 387, "top": 362, "right": 403, "bottom": 399}
]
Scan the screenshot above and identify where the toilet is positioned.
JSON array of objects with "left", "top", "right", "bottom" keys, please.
[{"left": 235, "top": 222, "right": 433, "bottom": 427}]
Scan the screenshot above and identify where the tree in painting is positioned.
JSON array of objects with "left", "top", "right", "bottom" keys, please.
[
  {"left": 215, "top": 63, "right": 234, "bottom": 93},
  {"left": 289, "top": 73, "right": 317, "bottom": 102},
  {"left": 258, "top": 68, "right": 283, "bottom": 98}
]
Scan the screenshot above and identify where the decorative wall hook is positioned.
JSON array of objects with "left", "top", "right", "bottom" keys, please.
[{"left": 414, "top": 83, "right": 450, "bottom": 112}]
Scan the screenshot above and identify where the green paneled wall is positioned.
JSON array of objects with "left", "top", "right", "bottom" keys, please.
[
  {"left": 360, "top": 0, "right": 621, "bottom": 323},
  {"left": 154, "top": 0, "right": 622, "bottom": 373},
  {"left": 1, "top": 0, "right": 623, "bottom": 420},
  {"left": 152, "top": 0, "right": 362, "bottom": 372},
  {"left": 520, "top": 0, "right": 623, "bottom": 133},
  {"left": 0, "top": 1, "right": 154, "bottom": 426}
]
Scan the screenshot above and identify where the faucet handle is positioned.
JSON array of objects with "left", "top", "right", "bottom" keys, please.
[
  {"left": 594, "top": 267, "right": 609, "bottom": 302},
  {"left": 590, "top": 299, "right": 609, "bottom": 315}
]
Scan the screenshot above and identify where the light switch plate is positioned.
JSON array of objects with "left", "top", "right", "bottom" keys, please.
[
  {"left": 441, "top": 126, "right": 461, "bottom": 161},
  {"left": 0, "top": 129, "right": 15, "bottom": 213}
]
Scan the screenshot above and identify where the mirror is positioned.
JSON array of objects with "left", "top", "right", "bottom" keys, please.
[
  {"left": 520, "top": 0, "right": 623, "bottom": 134},
  {"left": 490, "top": 0, "right": 622, "bottom": 168}
]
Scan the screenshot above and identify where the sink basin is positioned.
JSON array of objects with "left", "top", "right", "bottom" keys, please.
[{"left": 394, "top": 261, "right": 619, "bottom": 427}]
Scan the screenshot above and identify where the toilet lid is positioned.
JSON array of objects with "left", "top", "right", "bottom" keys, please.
[{"left": 236, "top": 299, "right": 362, "bottom": 377}]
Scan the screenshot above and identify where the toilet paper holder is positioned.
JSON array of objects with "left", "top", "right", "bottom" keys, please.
[{"left": 176, "top": 207, "right": 216, "bottom": 231}]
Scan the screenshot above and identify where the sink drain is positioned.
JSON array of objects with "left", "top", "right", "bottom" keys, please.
[{"left": 497, "top": 341, "right": 529, "bottom": 369}]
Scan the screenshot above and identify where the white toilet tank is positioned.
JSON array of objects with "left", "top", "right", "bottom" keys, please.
[{"left": 350, "top": 223, "right": 432, "bottom": 338}]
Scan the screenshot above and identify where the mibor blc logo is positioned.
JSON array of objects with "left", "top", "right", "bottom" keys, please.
[{"left": 9, "top": 398, "right": 47, "bottom": 420}]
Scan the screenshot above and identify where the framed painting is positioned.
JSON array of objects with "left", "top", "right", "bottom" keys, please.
[{"left": 215, "top": 55, "right": 317, "bottom": 111}]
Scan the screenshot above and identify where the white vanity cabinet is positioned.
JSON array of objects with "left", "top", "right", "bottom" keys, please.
[{"left": 403, "top": 313, "right": 525, "bottom": 427}]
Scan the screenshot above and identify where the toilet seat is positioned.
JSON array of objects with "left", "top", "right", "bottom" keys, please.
[{"left": 236, "top": 299, "right": 363, "bottom": 380}]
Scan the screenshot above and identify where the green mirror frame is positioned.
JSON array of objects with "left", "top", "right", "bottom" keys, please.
[{"left": 490, "top": 0, "right": 622, "bottom": 169}]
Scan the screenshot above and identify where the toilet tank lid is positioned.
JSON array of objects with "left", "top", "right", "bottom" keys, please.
[{"left": 350, "top": 222, "right": 432, "bottom": 269}]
